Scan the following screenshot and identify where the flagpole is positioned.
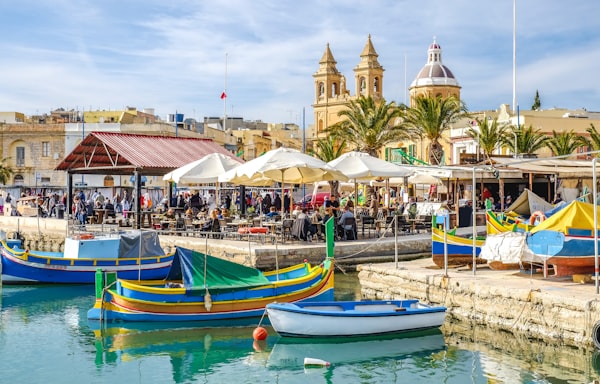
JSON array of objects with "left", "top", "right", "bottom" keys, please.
[{"left": 223, "top": 52, "right": 228, "bottom": 131}]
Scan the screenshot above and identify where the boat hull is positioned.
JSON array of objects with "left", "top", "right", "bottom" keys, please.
[
  {"left": 88, "top": 258, "right": 335, "bottom": 322},
  {"left": 0, "top": 241, "right": 173, "bottom": 284},
  {"left": 431, "top": 227, "right": 485, "bottom": 268},
  {"left": 266, "top": 300, "right": 446, "bottom": 338}
]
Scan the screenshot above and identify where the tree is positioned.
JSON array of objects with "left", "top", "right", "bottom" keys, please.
[
  {"left": 403, "top": 95, "right": 468, "bottom": 165},
  {"left": 0, "top": 157, "right": 13, "bottom": 185},
  {"left": 327, "top": 95, "right": 410, "bottom": 158},
  {"left": 308, "top": 136, "right": 347, "bottom": 197},
  {"left": 531, "top": 90, "right": 541, "bottom": 111},
  {"left": 583, "top": 123, "right": 600, "bottom": 157},
  {"left": 546, "top": 130, "right": 587, "bottom": 157},
  {"left": 466, "top": 117, "right": 509, "bottom": 163},
  {"left": 502, "top": 124, "right": 548, "bottom": 157}
]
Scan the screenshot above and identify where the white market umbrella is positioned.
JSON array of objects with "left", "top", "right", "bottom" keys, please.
[
  {"left": 163, "top": 152, "right": 244, "bottom": 206},
  {"left": 408, "top": 173, "right": 443, "bottom": 185},
  {"left": 328, "top": 151, "right": 413, "bottom": 208},
  {"left": 163, "top": 153, "right": 243, "bottom": 184},
  {"left": 219, "top": 147, "right": 348, "bottom": 212},
  {"left": 408, "top": 173, "right": 443, "bottom": 201}
]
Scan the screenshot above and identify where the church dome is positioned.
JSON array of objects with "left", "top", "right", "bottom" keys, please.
[{"left": 410, "top": 38, "right": 459, "bottom": 88}]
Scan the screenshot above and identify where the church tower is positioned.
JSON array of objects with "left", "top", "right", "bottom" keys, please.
[
  {"left": 312, "top": 35, "right": 383, "bottom": 138},
  {"left": 353, "top": 34, "right": 384, "bottom": 100},
  {"left": 409, "top": 38, "right": 460, "bottom": 106}
]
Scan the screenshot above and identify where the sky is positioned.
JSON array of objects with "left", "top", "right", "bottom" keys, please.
[{"left": 1, "top": 1, "right": 599, "bottom": 127}]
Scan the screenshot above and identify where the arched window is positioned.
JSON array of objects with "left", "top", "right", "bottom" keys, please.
[
  {"left": 360, "top": 77, "right": 366, "bottom": 95},
  {"left": 319, "top": 82, "right": 325, "bottom": 96},
  {"left": 374, "top": 77, "right": 379, "bottom": 93},
  {"left": 332, "top": 82, "right": 338, "bottom": 96},
  {"left": 104, "top": 175, "right": 114, "bottom": 187},
  {"left": 14, "top": 174, "right": 24, "bottom": 185}
]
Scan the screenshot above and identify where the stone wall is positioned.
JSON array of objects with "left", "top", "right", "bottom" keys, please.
[{"left": 358, "top": 261, "right": 600, "bottom": 349}]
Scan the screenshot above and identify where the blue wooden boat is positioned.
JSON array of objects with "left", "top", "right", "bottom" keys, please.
[
  {"left": 266, "top": 300, "right": 446, "bottom": 338},
  {"left": 431, "top": 227, "right": 485, "bottom": 268},
  {"left": 87, "top": 246, "right": 335, "bottom": 322},
  {"left": 0, "top": 231, "right": 173, "bottom": 284}
]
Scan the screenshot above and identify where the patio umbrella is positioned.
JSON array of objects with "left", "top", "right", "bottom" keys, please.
[
  {"left": 219, "top": 148, "right": 348, "bottom": 212},
  {"left": 328, "top": 151, "right": 413, "bottom": 208},
  {"left": 163, "top": 153, "right": 244, "bottom": 206},
  {"left": 408, "top": 173, "right": 443, "bottom": 185},
  {"left": 163, "top": 153, "right": 243, "bottom": 184}
]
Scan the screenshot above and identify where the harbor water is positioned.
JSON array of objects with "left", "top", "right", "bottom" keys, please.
[{"left": 1, "top": 273, "right": 599, "bottom": 383}]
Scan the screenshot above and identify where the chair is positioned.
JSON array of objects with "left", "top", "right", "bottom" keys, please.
[
  {"left": 415, "top": 215, "right": 433, "bottom": 233},
  {"left": 184, "top": 217, "right": 195, "bottom": 236},
  {"left": 342, "top": 217, "right": 357, "bottom": 240},
  {"left": 281, "top": 219, "right": 294, "bottom": 242},
  {"left": 361, "top": 216, "right": 376, "bottom": 238}
]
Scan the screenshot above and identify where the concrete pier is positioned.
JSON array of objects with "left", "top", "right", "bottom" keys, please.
[
  {"left": 358, "top": 258, "right": 600, "bottom": 349},
  {"left": 0, "top": 215, "right": 436, "bottom": 269}
]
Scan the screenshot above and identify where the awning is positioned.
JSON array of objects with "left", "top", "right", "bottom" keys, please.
[{"left": 491, "top": 157, "right": 594, "bottom": 178}]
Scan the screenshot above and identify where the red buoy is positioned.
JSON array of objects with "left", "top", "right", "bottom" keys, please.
[{"left": 253, "top": 326, "right": 268, "bottom": 340}]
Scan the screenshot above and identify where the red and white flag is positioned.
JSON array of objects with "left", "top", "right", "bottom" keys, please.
[{"left": 220, "top": 92, "right": 227, "bottom": 99}]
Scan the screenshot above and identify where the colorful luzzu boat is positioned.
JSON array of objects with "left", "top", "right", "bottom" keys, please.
[
  {"left": 88, "top": 246, "right": 334, "bottom": 323},
  {"left": 431, "top": 227, "right": 485, "bottom": 268}
]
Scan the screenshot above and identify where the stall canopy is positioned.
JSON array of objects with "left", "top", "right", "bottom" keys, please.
[
  {"left": 491, "top": 157, "right": 594, "bottom": 178},
  {"left": 55, "top": 132, "right": 238, "bottom": 176}
]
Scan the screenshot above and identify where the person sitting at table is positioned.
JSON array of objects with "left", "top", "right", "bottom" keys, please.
[
  {"left": 185, "top": 207, "right": 194, "bottom": 219},
  {"left": 325, "top": 194, "right": 340, "bottom": 218},
  {"left": 161, "top": 208, "right": 176, "bottom": 220},
  {"left": 337, "top": 204, "right": 356, "bottom": 240},
  {"left": 265, "top": 206, "right": 279, "bottom": 219},
  {"left": 201, "top": 209, "right": 221, "bottom": 235}
]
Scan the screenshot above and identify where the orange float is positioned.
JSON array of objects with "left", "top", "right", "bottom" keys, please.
[{"left": 529, "top": 211, "right": 546, "bottom": 225}]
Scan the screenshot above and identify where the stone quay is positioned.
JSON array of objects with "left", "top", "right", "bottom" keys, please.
[{"left": 358, "top": 258, "right": 600, "bottom": 350}]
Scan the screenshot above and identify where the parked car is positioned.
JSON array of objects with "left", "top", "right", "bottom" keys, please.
[{"left": 299, "top": 192, "right": 330, "bottom": 209}]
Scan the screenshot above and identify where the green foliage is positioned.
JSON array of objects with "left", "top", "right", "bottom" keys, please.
[
  {"left": 583, "top": 124, "right": 600, "bottom": 157},
  {"left": 546, "top": 130, "right": 587, "bottom": 157},
  {"left": 466, "top": 117, "right": 509, "bottom": 161},
  {"left": 502, "top": 124, "right": 548, "bottom": 156},
  {"left": 0, "top": 157, "right": 13, "bottom": 185},
  {"left": 531, "top": 90, "right": 541, "bottom": 111},
  {"left": 327, "top": 95, "right": 409, "bottom": 158},
  {"left": 403, "top": 95, "right": 468, "bottom": 165}
]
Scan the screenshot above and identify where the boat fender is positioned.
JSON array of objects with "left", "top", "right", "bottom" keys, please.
[
  {"left": 529, "top": 211, "right": 546, "bottom": 225},
  {"left": 593, "top": 321, "right": 600, "bottom": 349}
]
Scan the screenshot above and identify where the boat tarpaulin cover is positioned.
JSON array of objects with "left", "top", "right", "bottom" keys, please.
[
  {"left": 166, "top": 247, "right": 271, "bottom": 294},
  {"left": 531, "top": 200, "right": 599, "bottom": 234},
  {"left": 118, "top": 230, "right": 165, "bottom": 258}
]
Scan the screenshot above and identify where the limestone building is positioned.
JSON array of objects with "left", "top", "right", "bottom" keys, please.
[{"left": 312, "top": 35, "right": 384, "bottom": 140}]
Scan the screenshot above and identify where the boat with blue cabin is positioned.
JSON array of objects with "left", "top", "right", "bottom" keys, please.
[{"left": 0, "top": 230, "right": 173, "bottom": 284}]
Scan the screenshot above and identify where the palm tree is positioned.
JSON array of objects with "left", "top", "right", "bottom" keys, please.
[
  {"left": 546, "top": 130, "right": 587, "bottom": 157},
  {"left": 466, "top": 117, "right": 509, "bottom": 163},
  {"left": 308, "top": 136, "right": 347, "bottom": 197},
  {"left": 503, "top": 124, "right": 548, "bottom": 157},
  {"left": 327, "top": 95, "right": 410, "bottom": 158},
  {"left": 0, "top": 157, "right": 13, "bottom": 185},
  {"left": 403, "top": 95, "right": 468, "bottom": 165},
  {"left": 583, "top": 123, "right": 600, "bottom": 156}
]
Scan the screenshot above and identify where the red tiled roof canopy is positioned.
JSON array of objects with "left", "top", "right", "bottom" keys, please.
[{"left": 55, "top": 132, "right": 239, "bottom": 176}]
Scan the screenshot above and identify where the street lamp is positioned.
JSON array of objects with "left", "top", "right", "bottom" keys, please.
[{"left": 512, "top": 131, "right": 518, "bottom": 158}]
